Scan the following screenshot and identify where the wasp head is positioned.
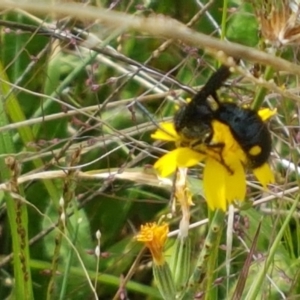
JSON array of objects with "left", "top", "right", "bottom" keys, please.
[{"left": 174, "top": 101, "right": 214, "bottom": 143}]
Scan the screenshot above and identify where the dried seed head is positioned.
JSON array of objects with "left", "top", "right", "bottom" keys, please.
[{"left": 254, "top": 0, "right": 300, "bottom": 47}]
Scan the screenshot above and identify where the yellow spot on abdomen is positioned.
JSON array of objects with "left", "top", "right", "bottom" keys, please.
[{"left": 249, "top": 145, "right": 261, "bottom": 156}]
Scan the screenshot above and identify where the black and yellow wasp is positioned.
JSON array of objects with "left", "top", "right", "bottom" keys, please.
[{"left": 174, "top": 62, "right": 272, "bottom": 169}]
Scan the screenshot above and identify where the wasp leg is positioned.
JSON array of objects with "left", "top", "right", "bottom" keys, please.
[
  {"left": 190, "top": 139, "right": 207, "bottom": 155},
  {"left": 189, "top": 140, "right": 234, "bottom": 174},
  {"left": 206, "top": 142, "right": 234, "bottom": 175}
]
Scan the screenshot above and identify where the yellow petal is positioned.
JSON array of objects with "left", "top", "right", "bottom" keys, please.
[
  {"left": 154, "top": 152, "right": 178, "bottom": 177},
  {"left": 224, "top": 160, "right": 246, "bottom": 205},
  {"left": 258, "top": 108, "right": 277, "bottom": 121},
  {"left": 176, "top": 148, "right": 205, "bottom": 167},
  {"left": 253, "top": 163, "right": 274, "bottom": 188},
  {"left": 210, "top": 120, "right": 247, "bottom": 164},
  {"left": 154, "top": 148, "right": 205, "bottom": 177},
  {"left": 203, "top": 158, "right": 227, "bottom": 211},
  {"left": 151, "top": 122, "right": 178, "bottom": 141}
]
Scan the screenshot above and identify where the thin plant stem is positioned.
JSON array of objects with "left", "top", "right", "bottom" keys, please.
[
  {"left": 245, "top": 194, "right": 300, "bottom": 300},
  {"left": 183, "top": 209, "right": 225, "bottom": 299}
]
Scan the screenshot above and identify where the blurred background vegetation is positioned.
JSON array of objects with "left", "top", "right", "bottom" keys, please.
[{"left": 0, "top": 0, "right": 300, "bottom": 299}]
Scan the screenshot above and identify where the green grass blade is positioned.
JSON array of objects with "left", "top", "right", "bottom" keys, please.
[{"left": 0, "top": 64, "right": 33, "bottom": 300}]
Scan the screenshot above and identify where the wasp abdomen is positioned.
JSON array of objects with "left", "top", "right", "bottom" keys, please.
[{"left": 216, "top": 103, "right": 272, "bottom": 168}]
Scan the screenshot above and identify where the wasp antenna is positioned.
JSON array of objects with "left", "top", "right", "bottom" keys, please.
[{"left": 193, "top": 64, "right": 233, "bottom": 105}]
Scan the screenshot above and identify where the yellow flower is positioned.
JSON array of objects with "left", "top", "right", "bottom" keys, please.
[
  {"left": 151, "top": 108, "right": 275, "bottom": 211},
  {"left": 136, "top": 223, "right": 169, "bottom": 265}
]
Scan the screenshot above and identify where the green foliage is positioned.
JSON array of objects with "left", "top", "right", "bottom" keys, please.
[{"left": 226, "top": 3, "right": 259, "bottom": 46}]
